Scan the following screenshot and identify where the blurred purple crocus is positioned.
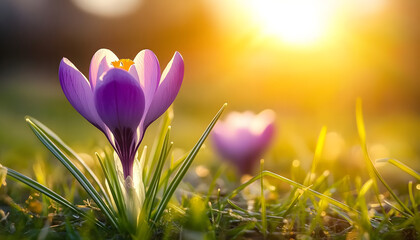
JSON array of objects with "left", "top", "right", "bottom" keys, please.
[
  {"left": 212, "top": 110, "right": 275, "bottom": 174},
  {"left": 59, "top": 49, "right": 184, "bottom": 178}
]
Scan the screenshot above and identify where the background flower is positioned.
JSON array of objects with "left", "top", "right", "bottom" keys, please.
[{"left": 212, "top": 109, "right": 275, "bottom": 174}]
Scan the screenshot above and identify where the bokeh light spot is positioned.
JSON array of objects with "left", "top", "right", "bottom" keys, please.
[{"left": 71, "top": 0, "right": 142, "bottom": 18}]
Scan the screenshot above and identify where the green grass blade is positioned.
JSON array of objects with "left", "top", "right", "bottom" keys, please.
[
  {"left": 306, "top": 126, "right": 327, "bottom": 186},
  {"left": 376, "top": 158, "right": 420, "bottom": 181},
  {"left": 227, "top": 199, "right": 249, "bottom": 215},
  {"left": 144, "top": 127, "right": 172, "bottom": 220},
  {"left": 25, "top": 117, "right": 120, "bottom": 229},
  {"left": 329, "top": 206, "right": 354, "bottom": 225},
  {"left": 227, "top": 199, "right": 283, "bottom": 220},
  {"left": 356, "top": 179, "right": 374, "bottom": 230},
  {"left": 356, "top": 99, "right": 386, "bottom": 215},
  {"left": 159, "top": 153, "right": 188, "bottom": 191},
  {"left": 28, "top": 117, "right": 109, "bottom": 202},
  {"left": 260, "top": 160, "right": 267, "bottom": 237},
  {"left": 145, "top": 110, "right": 173, "bottom": 185},
  {"left": 96, "top": 153, "right": 125, "bottom": 219},
  {"left": 281, "top": 187, "right": 306, "bottom": 217},
  {"left": 5, "top": 167, "right": 106, "bottom": 230},
  {"left": 152, "top": 103, "right": 227, "bottom": 223},
  {"left": 383, "top": 199, "right": 412, "bottom": 218},
  {"left": 0, "top": 165, "right": 6, "bottom": 189},
  {"left": 356, "top": 99, "right": 414, "bottom": 216},
  {"left": 225, "top": 170, "right": 357, "bottom": 214},
  {"left": 408, "top": 182, "right": 418, "bottom": 215},
  {"left": 205, "top": 165, "right": 225, "bottom": 203}
]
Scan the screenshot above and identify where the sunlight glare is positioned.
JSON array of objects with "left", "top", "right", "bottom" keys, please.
[{"left": 245, "top": 0, "right": 334, "bottom": 45}]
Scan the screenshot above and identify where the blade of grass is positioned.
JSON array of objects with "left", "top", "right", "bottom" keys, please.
[
  {"left": 145, "top": 127, "right": 172, "bottom": 220},
  {"left": 356, "top": 179, "right": 374, "bottom": 231},
  {"left": 281, "top": 186, "right": 308, "bottom": 217},
  {"left": 383, "top": 199, "right": 412, "bottom": 218},
  {"left": 305, "top": 126, "right": 327, "bottom": 186},
  {"left": 32, "top": 160, "right": 50, "bottom": 215},
  {"left": 356, "top": 99, "right": 413, "bottom": 216},
  {"left": 5, "top": 167, "right": 106, "bottom": 230},
  {"left": 25, "top": 117, "right": 119, "bottom": 230},
  {"left": 29, "top": 117, "right": 110, "bottom": 203},
  {"left": 308, "top": 173, "right": 347, "bottom": 210},
  {"left": 159, "top": 152, "right": 188, "bottom": 192},
  {"left": 96, "top": 153, "right": 125, "bottom": 219},
  {"left": 227, "top": 199, "right": 250, "bottom": 215},
  {"left": 408, "top": 182, "right": 418, "bottom": 215},
  {"left": 145, "top": 109, "right": 173, "bottom": 185},
  {"left": 152, "top": 103, "right": 227, "bottom": 223},
  {"left": 167, "top": 202, "right": 186, "bottom": 216},
  {"left": 376, "top": 158, "right": 420, "bottom": 181},
  {"left": 309, "top": 170, "right": 330, "bottom": 192},
  {"left": 225, "top": 170, "right": 357, "bottom": 214},
  {"left": 103, "top": 152, "right": 132, "bottom": 230},
  {"left": 227, "top": 199, "right": 283, "bottom": 220},
  {"left": 329, "top": 206, "right": 354, "bottom": 225},
  {"left": 205, "top": 165, "right": 225, "bottom": 203},
  {"left": 260, "top": 159, "right": 267, "bottom": 237}
]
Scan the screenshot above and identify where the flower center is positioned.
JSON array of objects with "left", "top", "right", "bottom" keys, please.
[{"left": 111, "top": 59, "right": 134, "bottom": 71}]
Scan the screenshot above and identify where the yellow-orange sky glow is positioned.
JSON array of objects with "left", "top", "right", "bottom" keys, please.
[{"left": 243, "top": 0, "right": 334, "bottom": 45}]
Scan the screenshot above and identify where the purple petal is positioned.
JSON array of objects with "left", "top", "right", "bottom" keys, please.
[
  {"left": 212, "top": 127, "right": 262, "bottom": 174},
  {"left": 211, "top": 110, "right": 276, "bottom": 174},
  {"left": 132, "top": 49, "right": 161, "bottom": 110},
  {"left": 212, "top": 125, "right": 257, "bottom": 161},
  {"left": 143, "top": 51, "right": 184, "bottom": 127},
  {"left": 89, "top": 49, "right": 119, "bottom": 89},
  {"left": 59, "top": 58, "right": 104, "bottom": 130},
  {"left": 256, "top": 122, "right": 275, "bottom": 150},
  {"left": 94, "top": 68, "right": 145, "bottom": 132}
]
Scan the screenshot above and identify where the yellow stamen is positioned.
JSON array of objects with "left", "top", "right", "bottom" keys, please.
[{"left": 111, "top": 59, "right": 134, "bottom": 71}]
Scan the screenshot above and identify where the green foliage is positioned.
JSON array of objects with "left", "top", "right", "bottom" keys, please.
[
  {"left": 152, "top": 103, "right": 227, "bottom": 224},
  {"left": 376, "top": 158, "right": 420, "bottom": 181},
  {"left": 1, "top": 101, "right": 420, "bottom": 239},
  {"left": 2, "top": 103, "right": 227, "bottom": 239},
  {"left": 356, "top": 99, "right": 414, "bottom": 217}
]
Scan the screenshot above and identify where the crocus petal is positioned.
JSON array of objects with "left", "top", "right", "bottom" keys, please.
[
  {"left": 212, "top": 110, "right": 276, "bottom": 174},
  {"left": 59, "top": 58, "right": 104, "bottom": 130},
  {"left": 212, "top": 127, "right": 256, "bottom": 161},
  {"left": 132, "top": 49, "right": 161, "bottom": 110},
  {"left": 89, "top": 49, "right": 119, "bottom": 89},
  {"left": 254, "top": 110, "right": 276, "bottom": 149},
  {"left": 257, "top": 122, "right": 275, "bottom": 150},
  {"left": 94, "top": 68, "right": 145, "bottom": 131},
  {"left": 143, "top": 51, "right": 184, "bottom": 128}
]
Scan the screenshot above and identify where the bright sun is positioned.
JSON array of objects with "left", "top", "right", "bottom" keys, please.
[{"left": 245, "top": 0, "right": 334, "bottom": 45}]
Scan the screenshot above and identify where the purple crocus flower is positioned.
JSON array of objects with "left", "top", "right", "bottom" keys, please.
[
  {"left": 59, "top": 49, "right": 184, "bottom": 178},
  {"left": 211, "top": 110, "right": 275, "bottom": 174}
]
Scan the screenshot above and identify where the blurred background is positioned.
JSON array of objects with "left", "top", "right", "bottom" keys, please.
[{"left": 0, "top": 0, "right": 419, "bottom": 190}]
